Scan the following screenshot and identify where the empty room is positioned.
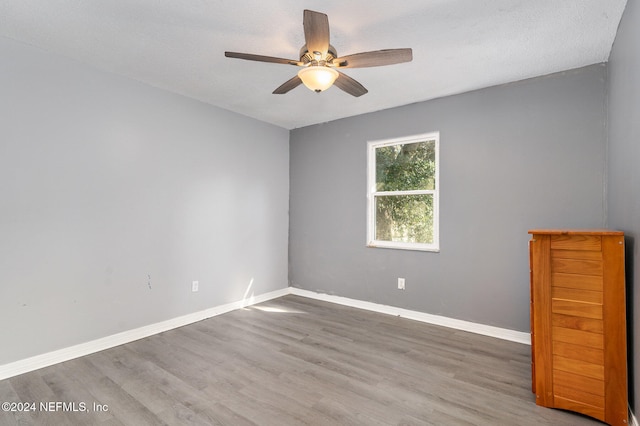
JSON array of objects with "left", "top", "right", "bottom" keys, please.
[{"left": 1, "top": 1, "right": 639, "bottom": 425}]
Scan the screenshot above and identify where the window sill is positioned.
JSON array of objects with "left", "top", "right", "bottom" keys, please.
[{"left": 367, "top": 243, "right": 440, "bottom": 253}]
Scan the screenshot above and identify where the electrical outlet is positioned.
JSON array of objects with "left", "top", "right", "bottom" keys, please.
[
  {"left": 192, "top": 281, "right": 199, "bottom": 292},
  {"left": 398, "top": 278, "right": 405, "bottom": 290}
]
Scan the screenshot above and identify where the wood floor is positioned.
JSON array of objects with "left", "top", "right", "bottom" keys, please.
[{"left": 1, "top": 295, "right": 604, "bottom": 425}]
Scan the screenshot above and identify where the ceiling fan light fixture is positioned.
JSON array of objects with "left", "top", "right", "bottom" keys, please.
[{"left": 298, "top": 66, "right": 339, "bottom": 92}]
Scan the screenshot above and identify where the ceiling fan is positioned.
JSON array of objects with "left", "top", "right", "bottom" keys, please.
[{"left": 225, "top": 10, "right": 413, "bottom": 97}]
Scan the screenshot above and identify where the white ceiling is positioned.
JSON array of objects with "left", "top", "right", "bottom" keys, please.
[{"left": 0, "top": 0, "right": 628, "bottom": 129}]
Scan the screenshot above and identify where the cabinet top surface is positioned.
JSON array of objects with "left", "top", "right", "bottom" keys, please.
[{"left": 528, "top": 228, "right": 624, "bottom": 236}]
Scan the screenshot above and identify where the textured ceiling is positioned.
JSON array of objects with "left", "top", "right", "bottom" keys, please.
[{"left": 0, "top": 0, "right": 628, "bottom": 129}]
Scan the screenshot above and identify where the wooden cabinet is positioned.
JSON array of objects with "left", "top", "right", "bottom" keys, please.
[{"left": 529, "top": 229, "right": 627, "bottom": 426}]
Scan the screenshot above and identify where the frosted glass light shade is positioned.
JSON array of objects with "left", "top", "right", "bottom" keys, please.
[{"left": 298, "top": 66, "right": 339, "bottom": 92}]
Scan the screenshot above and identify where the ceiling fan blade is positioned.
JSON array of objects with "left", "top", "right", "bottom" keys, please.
[
  {"left": 273, "top": 75, "right": 303, "bottom": 94},
  {"left": 225, "top": 51, "right": 302, "bottom": 66},
  {"left": 303, "top": 10, "right": 330, "bottom": 57},
  {"left": 334, "top": 71, "right": 368, "bottom": 97},
  {"left": 333, "top": 48, "right": 413, "bottom": 68}
]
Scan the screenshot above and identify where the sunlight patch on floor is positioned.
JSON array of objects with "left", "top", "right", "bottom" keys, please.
[{"left": 251, "top": 305, "right": 307, "bottom": 314}]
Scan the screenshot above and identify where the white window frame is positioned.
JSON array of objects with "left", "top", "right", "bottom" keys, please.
[{"left": 367, "top": 132, "right": 440, "bottom": 252}]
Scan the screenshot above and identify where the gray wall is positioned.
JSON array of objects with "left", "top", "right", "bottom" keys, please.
[
  {"left": 289, "top": 64, "right": 607, "bottom": 332},
  {"left": 607, "top": 0, "right": 640, "bottom": 413},
  {"left": 0, "top": 37, "right": 290, "bottom": 365}
]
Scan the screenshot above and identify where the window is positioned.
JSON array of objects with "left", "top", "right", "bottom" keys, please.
[{"left": 367, "top": 132, "right": 439, "bottom": 252}]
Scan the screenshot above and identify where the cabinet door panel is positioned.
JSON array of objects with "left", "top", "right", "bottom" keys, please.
[
  {"left": 552, "top": 369, "right": 604, "bottom": 397},
  {"left": 554, "top": 384, "right": 604, "bottom": 410},
  {"left": 552, "top": 249, "right": 602, "bottom": 260},
  {"left": 552, "top": 286, "right": 603, "bottom": 304},
  {"left": 554, "top": 396, "right": 604, "bottom": 421},
  {"left": 551, "top": 299, "right": 602, "bottom": 319},
  {"left": 552, "top": 314, "right": 604, "bottom": 334},
  {"left": 552, "top": 273, "right": 602, "bottom": 291},
  {"left": 552, "top": 340, "right": 603, "bottom": 364},
  {"left": 553, "top": 355, "right": 604, "bottom": 380},
  {"left": 551, "top": 258, "right": 603, "bottom": 276},
  {"left": 550, "top": 234, "right": 601, "bottom": 251}
]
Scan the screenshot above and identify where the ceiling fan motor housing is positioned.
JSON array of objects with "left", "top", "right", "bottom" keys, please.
[{"left": 299, "top": 44, "right": 337, "bottom": 66}]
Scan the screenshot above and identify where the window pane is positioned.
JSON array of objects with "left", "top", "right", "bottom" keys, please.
[
  {"left": 375, "top": 140, "right": 436, "bottom": 191},
  {"left": 375, "top": 194, "right": 434, "bottom": 244}
]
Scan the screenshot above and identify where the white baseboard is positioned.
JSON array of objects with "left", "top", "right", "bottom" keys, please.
[
  {"left": 630, "top": 407, "right": 639, "bottom": 426},
  {"left": 1, "top": 286, "right": 534, "bottom": 381},
  {"left": 289, "top": 287, "right": 531, "bottom": 345},
  {"left": 0, "top": 287, "right": 290, "bottom": 381}
]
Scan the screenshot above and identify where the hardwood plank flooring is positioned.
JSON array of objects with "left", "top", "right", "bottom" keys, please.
[{"left": 0, "top": 295, "right": 605, "bottom": 425}]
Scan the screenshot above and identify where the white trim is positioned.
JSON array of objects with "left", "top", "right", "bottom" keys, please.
[
  {"left": 289, "top": 287, "right": 531, "bottom": 345},
  {"left": 0, "top": 287, "right": 290, "bottom": 381},
  {"left": 630, "top": 407, "right": 639, "bottom": 426}
]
